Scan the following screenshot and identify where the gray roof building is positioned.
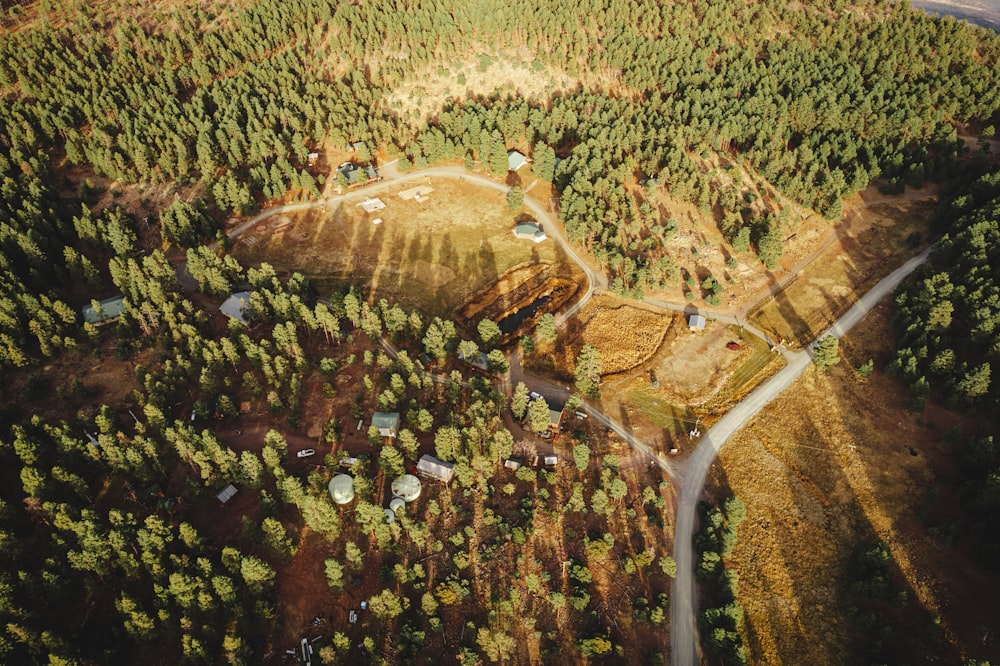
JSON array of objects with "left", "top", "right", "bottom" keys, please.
[
  {"left": 508, "top": 150, "right": 528, "bottom": 171},
  {"left": 82, "top": 295, "right": 126, "bottom": 325},
  {"left": 220, "top": 292, "right": 252, "bottom": 325}
]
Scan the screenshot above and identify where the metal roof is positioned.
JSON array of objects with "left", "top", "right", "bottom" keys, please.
[
  {"left": 82, "top": 295, "right": 126, "bottom": 324},
  {"left": 220, "top": 292, "right": 252, "bottom": 324}
]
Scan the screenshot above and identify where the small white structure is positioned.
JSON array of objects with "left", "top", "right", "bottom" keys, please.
[
  {"left": 391, "top": 474, "right": 422, "bottom": 502},
  {"left": 416, "top": 455, "right": 455, "bottom": 483},
  {"left": 513, "top": 221, "right": 546, "bottom": 243},
  {"left": 508, "top": 150, "right": 529, "bottom": 171},
  {"left": 389, "top": 498, "right": 406, "bottom": 513},
  {"left": 372, "top": 218, "right": 383, "bottom": 225},
  {"left": 504, "top": 459, "right": 522, "bottom": 471},
  {"left": 219, "top": 292, "right": 252, "bottom": 325},
  {"left": 544, "top": 455, "right": 559, "bottom": 466},
  {"left": 215, "top": 484, "right": 238, "bottom": 504},
  {"left": 383, "top": 508, "right": 396, "bottom": 524},
  {"left": 328, "top": 474, "right": 356, "bottom": 505},
  {"left": 688, "top": 314, "right": 706, "bottom": 331},
  {"left": 358, "top": 198, "right": 386, "bottom": 213}
]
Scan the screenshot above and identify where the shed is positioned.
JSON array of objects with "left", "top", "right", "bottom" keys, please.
[
  {"left": 215, "top": 484, "right": 237, "bottom": 504},
  {"left": 220, "top": 292, "right": 252, "bottom": 325},
  {"left": 504, "top": 459, "right": 522, "bottom": 471},
  {"left": 459, "top": 350, "right": 489, "bottom": 371},
  {"left": 513, "top": 221, "right": 546, "bottom": 243},
  {"left": 328, "top": 474, "right": 356, "bottom": 505},
  {"left": 391, "top": 474, "right": 422, "bottom": 502},
  {"left": 416, "top": 455, "right": 455, "bottom": 483},
  {"left": 371, "top": 412, "right": 400, "bottom": 438},
  {"left": 688, "top": 314, "right": 706, "bottom": 331},
  {"left": 388, "top": 498, "right": 406, "bottom": 513},
  {"left": 82, "top": 295, "right": 126, "bottom": 325},
  {"left": 508, "top": 150, "right": 528, "bottom": 171},
  {"left": 544, "top": 455, "right": 559, "bottom": 466}
]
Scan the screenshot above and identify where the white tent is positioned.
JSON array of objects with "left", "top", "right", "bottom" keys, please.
[
  {"left": 328, "top": 474, "right": 356, "bottom": 505},
  {"left": 389, "top": 498, "right": 406, "bottom": 514},
  {"left": 391, "top": 474, "right": 422, "bottom": 502}
]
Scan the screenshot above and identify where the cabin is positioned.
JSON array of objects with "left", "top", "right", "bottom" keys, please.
[
  {"left": 513, "top": 221, "right": 546, "bottom": 243},
  {"left": 458, "top": 350, "right": 489, "bottom": 371},
  {"left": 417, "top": 454, "right": 455, "bottom": 483},
  {"left": 688, "top": 314, "right": 706, "bottom": 331},
  {"left": 508, "top": 150, "right": 529, "bottom": 171},
  {"left": 371, "top": 411, "right": 400, "bottom": 438},
  {"left": 338, "top": 161, "right": 380, "bottom": 187},
  {"left": 82, "top": 295, "right": 126, "bottom": 325},
  {"left": 215, "top": 484, "right": 238, "bottom": 504},
  {"left": 220, "top": 292, "right": 252, "bottom": 325}
]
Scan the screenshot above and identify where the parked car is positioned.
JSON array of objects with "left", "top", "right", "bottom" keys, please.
[
  {"left": 529, "top": 391, "right": 542, "bottom": 400},
  {"left": 296, "top": 449, "right": 316, "bottom": 458}
]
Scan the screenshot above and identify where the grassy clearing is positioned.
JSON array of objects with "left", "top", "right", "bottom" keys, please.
[
  {"left": 751, "top": 197, "right": 936, "bottom": 345},
  {"left": 235, "top": 179, "right": 566, "bottom": 314},
  {"left": 566, "top": 303, "right": 672, "bottom": 376},
  {"left": 715, "top": 303, "right": 1000, "bottom": 665},
  {"left": 704, "top": 329, "right": 784, "bottom": 411},
  {"left": 624, "top": 389, "right": 696, "bottom": 439}
]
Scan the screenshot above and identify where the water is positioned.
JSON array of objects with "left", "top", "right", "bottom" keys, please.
[{"left": 497, "top": 295, "right": 551, "bottom": 335}]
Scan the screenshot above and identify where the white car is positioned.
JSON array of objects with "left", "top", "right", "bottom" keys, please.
[
  {"left": 529, "top": 391, "right": 542, "bottom": 401},
  {"left": 296, "top": 449, "right": 316, "bottom": 458}
]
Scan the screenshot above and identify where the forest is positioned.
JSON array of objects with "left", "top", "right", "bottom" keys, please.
[{"left": 0, "top": 0, "right": 999, "bottom": 663}]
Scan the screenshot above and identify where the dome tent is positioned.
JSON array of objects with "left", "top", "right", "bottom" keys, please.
[{"left": 328, "top": 474, "right": 356, "bottom": 505}]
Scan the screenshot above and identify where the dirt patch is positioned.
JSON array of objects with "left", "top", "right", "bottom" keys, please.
[{"left": 714, "top": 302, "right": 1000, "bottom": 665}]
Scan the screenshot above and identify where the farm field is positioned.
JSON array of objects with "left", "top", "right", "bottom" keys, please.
[
  {"left": 234, "top": 178, "right": 571, "bottom": 315},
  {"left": 712, "top": 302, "right": 1000, "bottom": 665}
]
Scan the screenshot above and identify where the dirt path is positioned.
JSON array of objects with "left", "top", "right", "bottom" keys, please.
[{"left": 669, "top": 248, "right": 932, "bottom": 666}]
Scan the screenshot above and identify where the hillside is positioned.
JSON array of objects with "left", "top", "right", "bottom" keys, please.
[{"left": 1, "top": 0, "right": 1000, "bottom": 664}]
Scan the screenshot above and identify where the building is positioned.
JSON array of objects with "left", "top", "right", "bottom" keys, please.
[
  {"left": 416, "top": 455, "right": 455, "bottom": 483},
  {"left": 688, "top": 314, "right": 706, "bottom": 331},
  {"left": 215, "top": 484, "right": 237, "bottom": 504},
  {"left": 220, "top": 292, "right": 252, "bottom": 325},
  {"left": 371, "top": 411, "right": 400, "bottom": 438},
  {"left": 508, "top": 150, "right": 528, "bottom": 171},
  {"left": 391, "top": 474, "right": 422, "bottom": 502},
  {"left": 82, "top": 295, "right": 126, "bottom": 325},
  {"left": 458, "top": 350, "right": 489, "bottom": 371},
  {"left": 328, "top": 475, "right": 356, "bottom": 505},
  {"left": 513, "top": 221, "right": 546, "bottom": 243},
  {"left": 338, "top": 161, "right": 380, "bottom": 187}
]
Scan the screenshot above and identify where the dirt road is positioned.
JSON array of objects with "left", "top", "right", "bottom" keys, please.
[{"left": 669, "top": 247, "right": 932, "bottom": 666}]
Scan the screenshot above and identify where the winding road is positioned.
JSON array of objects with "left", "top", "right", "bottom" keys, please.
[
  {"left": 223, "top": 162, "right": 934, "bottom": 664},
  {"left": 669, "top": 247, "right": 932, "bottom": 666}
]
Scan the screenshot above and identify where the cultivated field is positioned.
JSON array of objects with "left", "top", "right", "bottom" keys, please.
[
  {"left": 234, "top": 179, "right": 568, "bottom": 314},
  {"left": 714, "top": 302, "right": 1000, "bottom": 665}
]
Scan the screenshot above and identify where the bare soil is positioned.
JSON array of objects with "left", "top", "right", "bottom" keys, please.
[{"left": 713, "top": 302, "right": 1000, "bottom": 665}]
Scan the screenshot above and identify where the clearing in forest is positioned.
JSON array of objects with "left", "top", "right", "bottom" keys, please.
[
  {"left": 713, "top": 303, "right": 1000, "bottom": 665},
  {"left": 234, "top": 178, "right": 570, "bottom": 314},
  {"left": 750, "top": 193, "right": 937, "bottom": 345}
]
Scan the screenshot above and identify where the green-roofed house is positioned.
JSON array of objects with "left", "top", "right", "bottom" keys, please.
[
  {"left": 508, "top": 150, "right": 528, "bottom": 171},
  {"left": 82, "top": 295, "right": 126, "bottom": 325},
  {"left": 371, "top": 411, "right": 400, "bottom": 438},
  {"left": 513, "top": 221, "right": 546, "bottom": 243}
]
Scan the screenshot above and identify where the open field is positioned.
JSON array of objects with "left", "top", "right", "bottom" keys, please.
[
  {"left": 234, "top": 178, "right": 571, "bottom": 315},
  {"left": 713, "top": 302, "right": 1000, "bottom": 665},
  {"left": 750, "top": 196, "right": 936, "bottom": 345}
]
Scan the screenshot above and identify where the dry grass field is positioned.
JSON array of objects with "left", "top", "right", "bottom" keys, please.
[
  {"left": 574, "top": 305, "right": 673, "bottom": 376},
  {"left": 235, "top": 178, "right": 567, "bottom": 314},
  {"left": 751, "top": 195, "right": 936, "bottom": 345},
  {"left": 713, "top": 302, "right": 1000, "bottom": 665}
]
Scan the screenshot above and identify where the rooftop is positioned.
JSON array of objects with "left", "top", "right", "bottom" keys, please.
[{"left": 82, "top": 295, "right": 126, "bottom": 324}]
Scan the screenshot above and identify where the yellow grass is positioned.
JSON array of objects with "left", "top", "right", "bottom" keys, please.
[
  {"left": 235, "top": 179, "right": 567, "bottom": 314},
  {"left": 577, "top": 305, "right": 672, "bottom": 375}
]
